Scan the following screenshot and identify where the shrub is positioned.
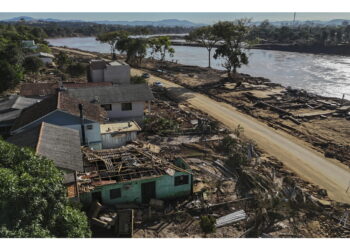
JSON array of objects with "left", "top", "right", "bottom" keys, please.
[
  {"left": 66, "top": 62, "right": 86, "bottom": 77},
  {"left": 200, "top": 216, "right": 216, "bottom": 234}
]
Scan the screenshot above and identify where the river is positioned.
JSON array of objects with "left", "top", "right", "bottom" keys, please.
[{"left": 47, "top": 37, "right": 350, "bottom": 100}]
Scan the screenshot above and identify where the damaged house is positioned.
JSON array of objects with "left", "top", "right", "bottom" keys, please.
[
  {"left": 77, "top": 146, "right": 193, "bottom": 205},
  {"left": 10, "top": 91, "right": 107, "bottom": 150},
  {"left": 7, "top": 122, "right": 84, "bottom": 186},
  {"left": 66, "top": 84, "right": 154, "bottom": 122}
]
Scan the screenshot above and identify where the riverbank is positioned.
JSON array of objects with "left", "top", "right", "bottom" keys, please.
[
  {"left": 136, "top": 58, "right": 350, "bottom": 169},
  {"left": 50, "top": 46, "right": 350, "bottom": 168},
  {"left": 171, "top": 40, "right": 350, "bottom": 56}
]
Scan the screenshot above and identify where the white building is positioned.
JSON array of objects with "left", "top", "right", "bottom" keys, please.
[
  {"left": 100, "top": 121, "right": 141, "bottom": 149},
  {"left": 89, "top": 60, "right": 130, "bottom": 84},
  {"left": 27, "top": 52, "right": 55, "bottom": 65},
  {"left": 66, "top": 84, "right": 154, "bottom": 122}
]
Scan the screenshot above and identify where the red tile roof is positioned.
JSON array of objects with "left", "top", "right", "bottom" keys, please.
[{"left": 11, "top": 92, "right": 107, "bottom": 131}]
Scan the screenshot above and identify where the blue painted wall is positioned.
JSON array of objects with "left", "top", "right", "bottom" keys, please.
[
  {"left": 79, "top": 171, "right": 192, "bottom": 205},
  {"left": 13, "top": 110, "right": 102, "bottom": 149}
]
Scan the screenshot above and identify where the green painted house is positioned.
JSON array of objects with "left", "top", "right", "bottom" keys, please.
[{"left": 77, "top": 147, "right": 192, "bottom": 206}]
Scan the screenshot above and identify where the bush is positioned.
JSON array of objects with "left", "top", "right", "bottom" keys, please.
[
  {"left": 0, "top": 61, "right": 23, "bottom": 93},
  {"left": 131, "top": 75, "right": 148, "bottom": 84},
  {"left": 220, "top": 135, "right": 238, "bottom": 154},
  {"left": 200, "top": 216, "right": 216, "bottom": 234},
  {"left": 66, "top": 62, "right": 86, "bottom": 77},
  {"left": 23, "top": 56, "right": 44, "bottom": 73},
  {"left": 143, "top": 116, "right": 179, "bottom": 135}
]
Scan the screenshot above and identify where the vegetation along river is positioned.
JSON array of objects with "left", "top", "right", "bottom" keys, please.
[{"left": 47, "top": 37, "right": 350, "bottom": 100}]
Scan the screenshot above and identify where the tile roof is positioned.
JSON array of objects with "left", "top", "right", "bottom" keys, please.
[
  {"left": 63, "top": 82, "right": 113, "bottom": 88},
  {"left": 19, "top": 82, "right": 58, "bottom": 97},
  {"left": 19, "top": 82, "right": 114, "bottom": 97},
  {"left": 7, "top": 122, "right": 84, "bottom": 173},
  {"left": 67, "top": 84, "right": 154, "bottom": 104},
  {"left": 11, "top": 92, "right": 107, "bottom": 131}
]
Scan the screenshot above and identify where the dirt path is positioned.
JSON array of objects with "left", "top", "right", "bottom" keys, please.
[
  {"left": 52, "top": 46, "right": 98, "bottom": 57},
  {"left": 132, "top": 68, "right": 350, "bottom": 203}
]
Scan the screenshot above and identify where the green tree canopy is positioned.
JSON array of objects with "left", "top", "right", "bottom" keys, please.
[
  {"left": 22, "top": 56, "right": 44, "bottom": 74},
  {"left": 0, "top": 139, "right": 91, "bottom": 238},
  {"left": 188, "top": 26, "right": 219, "bottom": 68},
  {"left": 117, "top": 37, "right": 148, "bottom": 66},
  {"left": 66, "top": 62, "right": 87, "bottom": 77},
  {"left": 213, "top": 19, "right": 251, "bottom": 77},
  {"left": 149, "top": 36, "right": 175, "bottom": 62},
  {"left": 96, "top": 30, "right": 129, "bottom": 59}
]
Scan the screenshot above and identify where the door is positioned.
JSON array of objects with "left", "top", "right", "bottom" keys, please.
[
  {"left": 92, "top": 191, "right": 102, "bottom": 203},
  {"left": 141, "top": 181, "right": 156, "bottom": 204}
]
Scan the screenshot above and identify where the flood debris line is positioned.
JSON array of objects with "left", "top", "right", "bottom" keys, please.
[
  {"left": 20, "top": 47, "right": 350, "bottom": 238},
  {"left": 138, "top": 59, "right": 350, "bottom": 167}
]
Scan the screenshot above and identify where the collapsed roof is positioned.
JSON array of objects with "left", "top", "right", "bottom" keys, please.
[{"left": 78, "top": 146, "right": 191, "bottom": 193}]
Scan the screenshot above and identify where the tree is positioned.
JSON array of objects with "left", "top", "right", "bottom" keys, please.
[
  {"left": 55, "top": 51, "right": 71, "bottom": 69},
  {"left": 96, "top": 31, "right": 129, "bottom": 59},
  {"left": 22, "top": 56, "right": 44, "bottom": 74},
  {"left": 0, "top": 139, "right": 91, "bottom": 237},
  {"left": 0, "top": 61, "right": 23, "bottom": 93},
  {"left": 149, "top": 36, "right": 175, "bottom": 65},
  {"left": 213, "top": 20, "right": 251, "bottom": 78},
  {"left": 66, "top": 62, "right": 87, "bottom": 77},
  {"left": 117, "top": 37, "right": 148, "bottom": 66},
  {"left": 188, "top": 26, "right": 219, "bottom": 68}
]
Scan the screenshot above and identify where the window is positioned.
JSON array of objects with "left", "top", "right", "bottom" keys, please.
[
  {"left": 121, "top": 102, "right": 132, "bottom": 111},
  {"left": 174, "top": 175, "right": 189, "bottom": 186},
  {"left": 86, "top": 124, "right": 93, "bottom": 130},
  {"left": 101, "top": 104, "right": 112, "bottom": 111},
  {"left": 110, "top": 188, "right": 121, "bottom": 199}
]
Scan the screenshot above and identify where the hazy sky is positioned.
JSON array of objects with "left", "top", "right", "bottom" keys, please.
[{"left": 1, "top": 13, "right": 350, "bottom": 24}]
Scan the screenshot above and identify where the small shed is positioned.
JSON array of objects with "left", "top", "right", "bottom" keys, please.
[{"left": 100, "top": 120, "right": 141, "bottom": 149}]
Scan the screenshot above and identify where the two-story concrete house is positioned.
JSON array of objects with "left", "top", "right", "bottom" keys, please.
[
  {"left": 66, "top": 84, "right": 154, "bottom": 122},
  {"left": 11, "top": 92, "right": 107, "bottom": 150},
  {"left": 88, "top": 59, "right": 131, "bottom": 84}
]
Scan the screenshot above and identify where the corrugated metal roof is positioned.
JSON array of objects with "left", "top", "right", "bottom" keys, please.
[
  {"left": 0, "top": 95, "right": 39, "bottom": 111},
  {"left": 67, "top": 84, "right": 154, "bottom": 104}
]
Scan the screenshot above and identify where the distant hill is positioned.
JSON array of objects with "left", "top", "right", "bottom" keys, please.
[
  {"left": 252, "top": 19, "right": 350, "bottom": 26},
  {"left": 1, "top": 16, "right": 205, "bottom": 27}
]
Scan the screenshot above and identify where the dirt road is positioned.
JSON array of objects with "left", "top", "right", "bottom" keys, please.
[
  {"left": 132, "top": 68, "right": 350, "bottom": 203},
  {"left": 52, "top": 47, "right": 98, "bottom": 57}
]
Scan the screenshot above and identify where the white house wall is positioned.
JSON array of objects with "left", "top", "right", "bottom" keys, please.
[
  {"left": 101, "top": 131, "right": 137, "bottom": 149},
  {"left": 104, "top": 65, "right": 130, "bottom": 84},
  {"left": 40, "top": 57, "right": 53, "bottom": 64},
  {"left": 106, "top": 101, "right": 145, "bottom": 121},
  {"left": 90, "top": 69, "right": 104, "bottom": 82},
  {"left": 64, "top": 122, "right": 102, "bottom": 149}
]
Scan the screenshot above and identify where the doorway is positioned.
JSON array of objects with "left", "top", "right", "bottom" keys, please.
[{"left": 141, "top": 181, "right": 156, "bottom": 203}]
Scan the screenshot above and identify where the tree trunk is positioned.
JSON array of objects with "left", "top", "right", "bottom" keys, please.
[{"left": 208, "top": 49, "right": 211, "bottom": 68}]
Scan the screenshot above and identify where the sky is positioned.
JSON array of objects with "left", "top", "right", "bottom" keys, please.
[{"left": 1, "top": 12, "right": 350, "bottom": 24}]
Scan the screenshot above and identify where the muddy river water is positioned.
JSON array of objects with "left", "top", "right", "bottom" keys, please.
[{"left": 47, "top": 36, "right": 350, "bottom": 100}]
